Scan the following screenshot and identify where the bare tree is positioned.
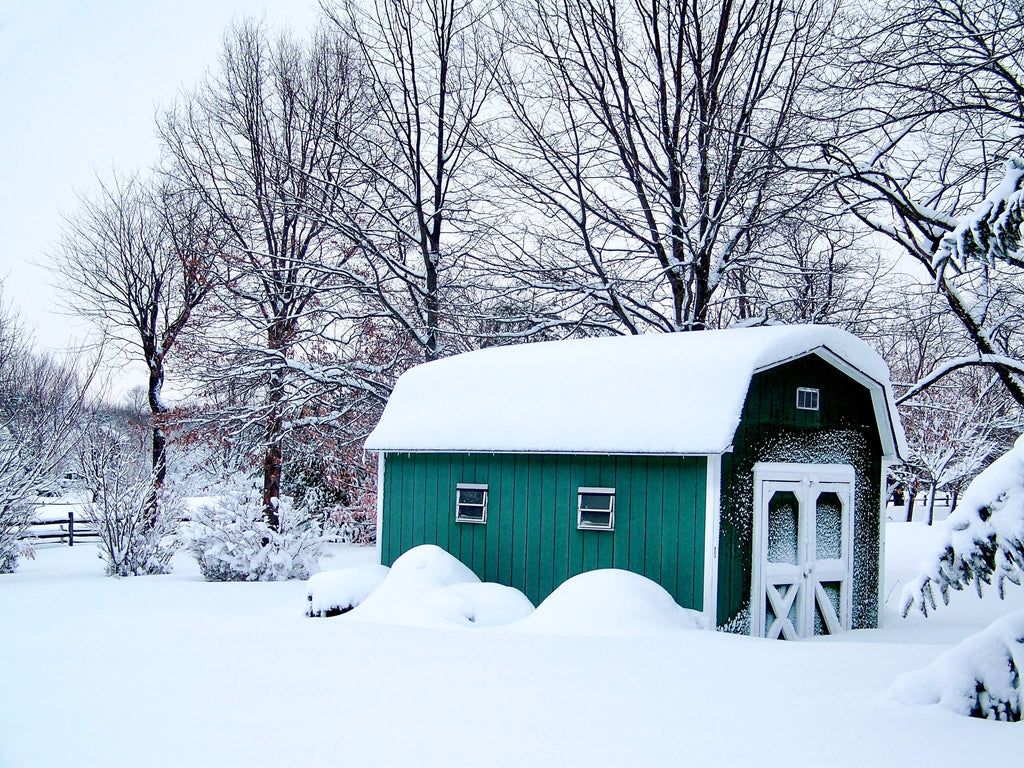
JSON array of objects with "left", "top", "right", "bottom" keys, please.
[
  {"left": 821, "top": 0, "right": 1024, "bottom": 403},
  {"left": 489, "top": 0, "right": 838, "bottom": 333},
  {"left": 160, "top": 21, "right": 367, "bottom": 529},
  {"left": 54, "top": 175, "right": 216, "bottom": 503},
  {"left": 0, "top": 289, "right": 93, "bottom": 571},
  {"left": 709, "top": 213, "right": 892, "bottom": 332},
  {"left": 876, "top": 288, "right": 1023, "bottom": 523},
  {"left": 319, "top": 0, "right": 505, "bottom": 361}
]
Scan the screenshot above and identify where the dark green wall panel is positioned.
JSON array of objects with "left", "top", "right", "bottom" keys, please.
[{"left": 381, "top": 452, "right": 708, "bottom": 609}]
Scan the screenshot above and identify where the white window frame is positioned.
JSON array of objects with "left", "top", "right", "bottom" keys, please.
[
  {"left": 796, "top": 387, "right": 820, "bottom": 411},
  {"left": 577, "top": 486, "right": 615, "bottom": 531},
  {"left": 455, "top": 483, "right": 488, "bottom": 524}
]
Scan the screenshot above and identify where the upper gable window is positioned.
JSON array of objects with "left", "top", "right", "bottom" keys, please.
[
  {"left": 455, "top": 484, "right": 488, "bottom": 524},
  {"left": 578, "top": 487, "right": 615, "bottom": 531},
  {"left": 796, "top": 387, "right": 820, "bottom": 411}
]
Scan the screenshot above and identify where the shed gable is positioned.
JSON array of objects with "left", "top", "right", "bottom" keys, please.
[
  {"left": 716, "top": 354, "right": 885, "bottom": 630},
  {"left": 742, "top": 353, "right": 881, "bottom": 439}
]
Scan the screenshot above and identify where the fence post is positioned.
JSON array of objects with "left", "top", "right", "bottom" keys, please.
[{"left": 69, "top": 509, "right": 74, "bottom": 547}]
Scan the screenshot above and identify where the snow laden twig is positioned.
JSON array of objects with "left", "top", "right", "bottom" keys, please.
[{"left": 900, "top": 434, "right": 1024, "bottom": 617}]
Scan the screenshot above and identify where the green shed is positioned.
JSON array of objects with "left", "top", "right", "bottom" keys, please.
[{"left": 364, "top": 326, "right": 906, "bottom": 638}]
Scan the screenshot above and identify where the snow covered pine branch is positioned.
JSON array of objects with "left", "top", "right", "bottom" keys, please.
[
  {"left": 935, "top": 156, "right": 1024, "bottom": 273},
  {"left": 900, "top": 435, "right": 1024, "bottom": 617}
]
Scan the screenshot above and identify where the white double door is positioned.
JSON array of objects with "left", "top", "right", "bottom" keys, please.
[{"left": 751, "top": 462, "right": 854, "bottom": 640}]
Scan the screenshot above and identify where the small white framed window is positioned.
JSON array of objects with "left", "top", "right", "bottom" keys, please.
[
  {"left": 796, "top": 387, "right": 820, "bottom": 411},
  {"left": 455, "top": 483, "right": 488, "bottom": 524},
  {"left": 577, "top": 487, "right": 615, "bottom": 531}
]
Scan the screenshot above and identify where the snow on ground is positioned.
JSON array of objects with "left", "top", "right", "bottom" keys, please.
[
  {"left": 2, "top": 526, "right": 1022, "bottom": 768},
  {"left": 512, "top": 568, "right": 708, "bottom": 636},
  {"left": 343, "top": 545, "right": 534, "bottom": 628}
]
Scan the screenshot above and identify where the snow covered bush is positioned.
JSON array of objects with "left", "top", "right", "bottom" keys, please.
[
  {"left": 306, "top": 564, "right": 390, "bottom": 617},
  {"left": 900, "top": 434, "right": 1024, "bottom": 616},
  {"left": 0, "top": 291, "right": 90, "bottom": 573},
  {"left": 891, "top": 609, "right": 1024, "bottom": 722},
  {"left": 328, "top": 505, "right": 376, "bottom": 546},
  {"left": 348, "top": 545, "right": 534, "bottom": 627},
  {"left": 0, "top": 497, "right": 36, "bottom": 575},
  {"left": 0, "top": 536, "right": 25, "bottom": 574},
  {"left": 183, "top": 491, "right": 326, "bottom": 581},
  {"left": 89, "top": 481, "right": 180, "bottom": 577},
  {"left": 80, "top": 426, "right": 179, "bottom": 577}
]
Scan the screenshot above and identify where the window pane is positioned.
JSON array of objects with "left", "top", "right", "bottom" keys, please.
[
  {"left": 459, "top": 489, "right": 485, "bottom": 505},
  {"left": 579, "top": 510, "right": 612, "bottom": 528},
  {"left": 815, "top": 492, "right": 842, "bottom": 559},
  {"left": 797, "top": 388, "right": 819, "bottom": 410},
  {"left": 579, "top": 493, "right": 612, "bottom": 511},
  {"left": 457, "top": 504, "right": 484, "bottom": 521},
  {"left": 767, "top": 490, "right": 798, "bottom": 565}
]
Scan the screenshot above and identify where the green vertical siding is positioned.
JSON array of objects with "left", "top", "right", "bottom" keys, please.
[{"left": 381, "top": 452, "right": 708, "bottom": 609}]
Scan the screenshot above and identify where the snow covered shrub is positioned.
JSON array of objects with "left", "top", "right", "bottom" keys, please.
[
  {"left": 81, "top": 427, "right": 179, "bottom": 577},
  {"left": 717, "top": 606, "right": 750, "bottom": 635},
  {"left": 0, "top": 535, "right": 22, "bottom": 574},
  {"left": 514, "top": 569, "right": 706, "bottom": 636},
  {"left": 348, "top": 545, "right": 534, "bottom": 628},
  {"left": 0, "top": 508, "right": 33, "bottom": 574},
  {"left": 901, "top": 434, "right": 1024, "bottom": 616},
  {"left": 306, "top": 564, "right": 390, "bottom": 617},
  {"left": 89, "top": 479, "right": 180, "bottom": 577},
  {"left": 891, "top": 609, "right": 1024, "bottom": 722},
  {"left": 183, "top": 491, "right": 326, "bottom": 581},
  {"left": 329, "top": 505, "right": 376, "bottom": 546},
  {"left": 0, "top": 292, "right": 91, "bottom": 573}
]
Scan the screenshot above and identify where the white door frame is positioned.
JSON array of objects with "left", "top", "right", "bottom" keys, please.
[{"left": 750, "top": 462, "right": 855, "bottom": 639}]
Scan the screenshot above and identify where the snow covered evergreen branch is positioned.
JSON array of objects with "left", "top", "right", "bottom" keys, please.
[{"left": 900, "top": 435, "right": 1024, "bottom": 617}]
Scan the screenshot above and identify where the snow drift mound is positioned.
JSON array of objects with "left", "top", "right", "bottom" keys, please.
[
  {"left": 347, "top": 545, "right": 533, "bottom": 628},
  {"left": 890, "top": 608, "right": 1024, "bottom": 721},
  {"left": 306, "top": 564, "right": 390, "bottom": 617},
  {"left": 513, "top": 569, "right": 708, "bottom": 636}
]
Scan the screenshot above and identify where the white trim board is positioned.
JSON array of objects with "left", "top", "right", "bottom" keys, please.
[{"left": 703, "top": 453, "right": 722, "bottom": 627}]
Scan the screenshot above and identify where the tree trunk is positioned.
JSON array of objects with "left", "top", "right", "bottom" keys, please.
[
  {"left": 424, "top": 252, "right": 439, "bottom": 363},
  {"left": 263, "top": 435, "right": 283, "bottom": 531},
  {"left": 925, "top": 483, "right": 937, "bottom": 526},
  {"left": 146, "top": 354, "right": 168, "bottom": 529},
  {"left": 262, "top": 322, "right": 289, "bottom": 531}
]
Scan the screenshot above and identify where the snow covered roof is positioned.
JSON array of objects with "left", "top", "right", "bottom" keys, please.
[{"left": 365, "top": 325, "right": 906, "bottom": 458}]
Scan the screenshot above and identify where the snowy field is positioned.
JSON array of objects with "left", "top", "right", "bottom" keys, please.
[{"left": 2, "top": 524, "right": 1022, "bottom": 768}]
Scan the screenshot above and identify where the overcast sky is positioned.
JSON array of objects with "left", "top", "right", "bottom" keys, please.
[{"left": 0, "top": 0, "right": 318, "bottom": 397}]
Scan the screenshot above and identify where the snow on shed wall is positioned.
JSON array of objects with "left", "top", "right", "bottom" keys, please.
[{"left": 365, "top": 325, "right": 899, "bottom": 456}]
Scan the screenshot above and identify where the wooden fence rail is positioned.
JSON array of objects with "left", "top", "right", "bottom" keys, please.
[{"left": 23, "top": 505, "right": 99, "bottom": 547}]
